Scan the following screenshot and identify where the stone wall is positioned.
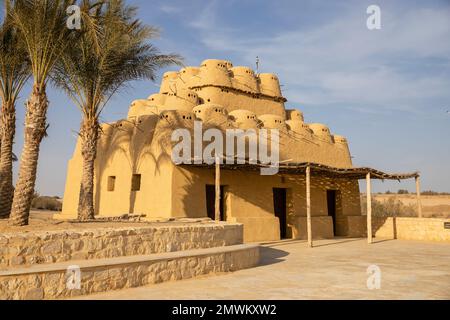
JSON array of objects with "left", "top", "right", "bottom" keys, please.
[
  {"left": 0, "top": 223, "right": 243, "bottom": 268},
  {"left": 374, "top": 217, "right": 450, "bottom": 242},
  {"left": 288, "top": 216, "right": 450, "bottom": 241},
  {"left": 335, "top": 216, "right": 450, "bottom": 242},
  {"left": 0, "top": 244, "right": 259, "bottom": 300}
]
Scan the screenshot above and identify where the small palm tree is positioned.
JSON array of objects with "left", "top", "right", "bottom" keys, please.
[
  {"left": 9, "top": 0, "right": 77, "bottom": 226},
  {"left": 53, "top": 0, "right": 182, "bottom": 220},
  {"left": 0, "top": 1, "right": 30, "bottom": 218}
]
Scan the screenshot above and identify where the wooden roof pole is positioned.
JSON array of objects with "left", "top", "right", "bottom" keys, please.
[
  {"left": 366, "top": 173, "right": 373, "bottom": 244},
  {"left": 215, "top": 156, "right": 221, "bottom": 221},
  {"left": 415, "top": 175, "right": 422, "bottom": 218},
  {"left": 306, "top": 166, "right": 313, "bottom": 248}
]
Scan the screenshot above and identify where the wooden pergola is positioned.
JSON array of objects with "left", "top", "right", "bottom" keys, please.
[{"left": 180, "top": 161, "right": 421, "bottom": 247}]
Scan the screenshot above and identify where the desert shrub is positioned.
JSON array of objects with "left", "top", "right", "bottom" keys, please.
[
  {"left": 361, "top": 196, "right": 417, "bottom": 217},
  {"left": 397, "top": 189, "right": 409, "bottom": 194},
  {"left": 31, "top": 196, "right": 62, "bottom": 211},
  {"left": 422, "top": 190, "right": 450, "bottom": 195}
]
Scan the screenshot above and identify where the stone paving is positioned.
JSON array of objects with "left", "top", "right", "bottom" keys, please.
[{"left": 75, "top": 238, "right": 450, "bottom": 300}]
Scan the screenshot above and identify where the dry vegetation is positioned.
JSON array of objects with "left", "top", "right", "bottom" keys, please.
[
  {"left": 361, "top": 193, "right": 450, "bottom": 218},
  {"left": 31, "top": 196, "right": 62, "bottom": 211}
]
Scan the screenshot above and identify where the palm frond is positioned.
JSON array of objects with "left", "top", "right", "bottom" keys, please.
[
  {"left": 52, "top": 0, "right": 183, "bottom": 120},
  {"left": 0, "top": 1, "right": 30, "bottom": 104},
  {"left": 10, "top": 0, "right": 78, "bottom": 88}
]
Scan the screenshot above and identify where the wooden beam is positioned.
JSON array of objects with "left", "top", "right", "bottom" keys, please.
[
  {"left": 366, "top": 172, "right": 373, "bottom": 244},
  {"left": 416, "top": 176, "right": 422, "bottom": 218},
  {"left": 306, "top": 166, "right": 313, "bottom": 247},
  {"left": 215, "top": 156, "right": 221, "bottom": 221}
]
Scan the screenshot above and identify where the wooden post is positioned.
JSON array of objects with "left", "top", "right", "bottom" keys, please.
[
  {"left": 415, "top": 175, "right": 422, "bottom": 218},
  {"left": 366, "top": 173, "right": 372, "bottom": 244},
  {"left": 215, "top": 156, "right": 221, "bottom": 221},
  {"left": 306, "top": 166, "right": 313, "bottom": 248}
]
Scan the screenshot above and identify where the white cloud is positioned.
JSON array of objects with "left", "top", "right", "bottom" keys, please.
[
  {"left": 185, "top": 3, "right": 450, "bottom": 112},
  {"left": 159, "top": 5, "right": 182, "bottom": 14}
]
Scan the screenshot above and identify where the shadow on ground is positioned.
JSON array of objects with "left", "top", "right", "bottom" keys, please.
[
  {"left": 258, "top": 246, "right": 290, "bottom": 266},
  {"left": 312, "top": 237, "right": 364, "bottom": 248}
]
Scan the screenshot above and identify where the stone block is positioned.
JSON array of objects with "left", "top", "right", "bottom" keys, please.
[
  {"left": 42, "top": 242, "right": 62, "bottom": 255},
  {"left": 10, "top": 256, "right": 25, "bottom": 266},
  {"left": 24, "top": 288, "right": 44, "bottom": 300}
]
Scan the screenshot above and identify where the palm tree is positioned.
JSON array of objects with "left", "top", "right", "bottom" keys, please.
[
  {"left": 0, "top": 1, "right": 30, "bottom": 218},
  {"left": 52, "top": 0, "right": 181, "bottom": 220},
  {"left": 8, "top": 0, "right": 77, "bottom": 226}
]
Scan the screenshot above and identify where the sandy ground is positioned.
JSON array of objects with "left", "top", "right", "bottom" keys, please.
[
  {"left": 74, "top": 238, "right": 450, "bottom": 300},
  {"left": 0, "top": 210, "right": 213, "bottom": 234}
]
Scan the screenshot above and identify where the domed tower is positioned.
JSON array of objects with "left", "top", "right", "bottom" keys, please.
[
  {"left": 147, "top": 93, "right": 167, "bottom": 105},
  {"left": 308, "top": 123, "right": 333, "bottom": 144},
  {"left": 156, "top": 110, "right": 195, "bottom": 130},
  {"left": 164, "top": 88, "right": 199, "bottom": 112},
  {"left": 159, "top": 71, "right": 179, "bottom": 94},
  {"left": 128, "top": 99, "right": 157, "bottom": 119},
  {"left": 258, "top": 114, "right": 287, "bottom": 131},
  {"left": 286, "top": 109, "right": 304, "bottom": 122},
  {"left": 177, "top": 66, "right": 200, "bottom": 88},
  {"left": 230, "top": 66, "right": 258, "bottom": 93},
  {"left": 286, "top": 121, "right": 314, "bottom": 138},
  {"left": 193, "top": 103, "right": 230, "bottom": 128},
  {"left": 197, "top": 59, "right": 233, "bottom": 87},
  {"left": 229, "top": 110, "right": 258, "bottom": 130},
  {"left": 258, "top": 73, "right": 282, "bottom": 97}
]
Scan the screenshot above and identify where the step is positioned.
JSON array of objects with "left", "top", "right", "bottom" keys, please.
[
  {"left": 0, "top": 243, "right": 260, "bottom": 300},
  {"left": 0, "top": 222, "right": 244, "bottom": 268}
]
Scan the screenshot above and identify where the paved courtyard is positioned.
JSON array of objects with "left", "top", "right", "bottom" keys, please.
[{"left": 76, "top": 238, "right": 450, "bottom": 300}]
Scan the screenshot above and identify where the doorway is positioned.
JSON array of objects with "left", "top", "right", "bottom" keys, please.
[
  {"left": 327, "top": 190, "right": 337, "bottom": 235},
  {"left": 205, "top": 185, "right": 225, "bottom": 221},
  {"left": 273, "top": 188, "right": 287, "bottom": 239}
]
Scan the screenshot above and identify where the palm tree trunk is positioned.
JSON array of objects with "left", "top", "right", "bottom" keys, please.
[
  {"left": 9, "top": 85, "right": 48, "bottom": 226},
  {"left": 0, "top": 100, "right": 16, "bottom": 218},
  {"left": 77, "top": 117, "right": 99, "bottom": 221}
]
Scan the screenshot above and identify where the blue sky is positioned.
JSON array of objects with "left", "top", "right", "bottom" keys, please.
[{"left": 6, "top": 0, "right": 450, "bottom": 196}]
